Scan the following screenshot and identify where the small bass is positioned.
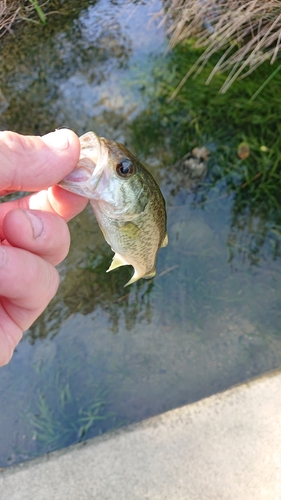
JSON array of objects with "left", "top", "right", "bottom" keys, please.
[{"left": 59, "top": 131, "right": 168, "bottom": 286}]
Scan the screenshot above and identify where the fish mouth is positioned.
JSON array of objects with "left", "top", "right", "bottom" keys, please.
[{"left": 58, "top": 132, "right": 103, "bottom": 197}]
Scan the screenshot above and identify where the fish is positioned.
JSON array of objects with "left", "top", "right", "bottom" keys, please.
[{"left": 59, "top": 131, "right": 168, "bottom": 286}]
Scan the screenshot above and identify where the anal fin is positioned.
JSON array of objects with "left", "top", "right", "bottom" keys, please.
[{"left": 107, "top": 253, "right": 129, "bottom": 272}]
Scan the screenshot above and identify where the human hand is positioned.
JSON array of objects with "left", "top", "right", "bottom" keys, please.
[{"left": 0, "top": 129, "right": 88, "bottom": 367}]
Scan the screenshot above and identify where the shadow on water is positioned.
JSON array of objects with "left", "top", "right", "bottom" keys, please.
[{"left": 0, "top": 0, "right": 281, "bottom": 466}]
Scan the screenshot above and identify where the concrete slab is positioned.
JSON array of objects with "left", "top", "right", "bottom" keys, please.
[{"left": 1, "top": 370, "right": 281, "bottom": 500}]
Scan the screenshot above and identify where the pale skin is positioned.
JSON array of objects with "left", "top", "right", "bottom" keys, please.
[{"left": 0, "top": 129, "right": 88, "bottom": 367}]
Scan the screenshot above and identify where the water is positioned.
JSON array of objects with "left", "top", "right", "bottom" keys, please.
[{"left": 0, "top": 0, "right": 281, "bottom": 467}]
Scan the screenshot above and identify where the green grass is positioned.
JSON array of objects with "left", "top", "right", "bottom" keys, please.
[
  {"left": 28, "top": 0, "right": 47, "bottom": 24},
  {"left": 130, "top": 43, "right": 281, "bottom": 229}
]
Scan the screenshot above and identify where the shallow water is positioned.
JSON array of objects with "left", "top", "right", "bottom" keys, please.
[{"left": 0, "top": 0, "right": 281, "bottom": 466}]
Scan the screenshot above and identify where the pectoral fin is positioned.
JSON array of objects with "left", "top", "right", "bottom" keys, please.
[{"left": 119, "top": 222, "right": 141, "bottom": 239}]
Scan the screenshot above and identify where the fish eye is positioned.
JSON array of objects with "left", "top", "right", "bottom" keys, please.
[{"left": 116, "top": 159, "right": 135, "bottom": 178}]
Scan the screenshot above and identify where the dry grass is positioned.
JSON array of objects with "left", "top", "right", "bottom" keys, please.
[
  {"left": 0, "top": 0, "right": 22, "bottom": 36},
  {"left": 163, "top": 0, "right": 281, "bottom": 95},
  {"left": 0, "top": 0, "right": 49, "bottom": 37}
]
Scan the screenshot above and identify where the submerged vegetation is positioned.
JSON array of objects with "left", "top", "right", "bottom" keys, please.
[{"left": 11, "top": 357, "right": 115, "bottom": 463}]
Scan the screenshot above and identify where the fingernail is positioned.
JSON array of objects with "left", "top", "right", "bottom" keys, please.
[
  {"left": 0, "top": 246, "right": 7, "bottom": 268},
  {"left": 25, "top": 210, "right": 44, "bottom": 238},
  {"left": 41, "top": 129, "right": 70, "bottom": 151}
]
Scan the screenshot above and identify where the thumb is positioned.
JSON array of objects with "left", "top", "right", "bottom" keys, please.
[{"left": 0, "top": 129, "right": 80, "bottom": 193}]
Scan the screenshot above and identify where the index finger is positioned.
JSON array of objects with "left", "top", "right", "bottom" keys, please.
[{"left": 0, "top": 187, "right": 88, "bottom": 240}]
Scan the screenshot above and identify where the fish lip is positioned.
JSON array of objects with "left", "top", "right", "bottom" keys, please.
[
  {"left": 58, "top": 131, "right": 104, "bottom": 194},
  {"left": 58, "top": 158, "right": 98, "bottom": 197},
  {"left": 61, "top": 158, "right": 95, "bottom": 183}
]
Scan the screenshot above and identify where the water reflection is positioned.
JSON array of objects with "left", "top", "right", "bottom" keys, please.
[
  {"left": 0, "top": 0, "right": 134, "bottom": 135},
  {"left": 0, "top": 0, "right": 166, "bottom": 140}
]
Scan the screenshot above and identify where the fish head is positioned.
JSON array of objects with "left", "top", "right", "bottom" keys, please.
[
  {"left": 96, "top": 137, "right": 149, "bottom": 218},
  {"left": 59, "top": 132, "right": 148, "bottom": 218}
]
